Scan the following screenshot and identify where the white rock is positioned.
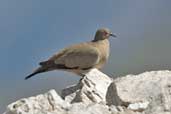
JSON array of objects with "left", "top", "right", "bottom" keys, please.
[
  {"left": 107, "top": 70, "right": 171, "bottom": 113},
  {"left": 127, "top": 101, "right": 149, "bottom": 111},
  {"left": 4, "top": 89, "right": 68, "bottom": 114},
  {"left": 68, "top": 103, "right": 111, "bottom": 114},
  {"left": 4, "top": 70, "right": 171, "bottom": 114},
  {"left": 62, "top": 68, "right": 113, "bottom": 104}
]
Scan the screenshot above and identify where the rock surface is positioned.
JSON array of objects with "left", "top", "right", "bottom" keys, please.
[
  {"left": 62, "top": 69, "right": 113, "bottom": 104},
  {"left": 3, "top": 69, "right": 171, "bottom": 114}
]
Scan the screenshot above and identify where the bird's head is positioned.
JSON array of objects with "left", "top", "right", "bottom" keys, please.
[{"left": 93, "top": 28, "right": 116, "bottom": 41}]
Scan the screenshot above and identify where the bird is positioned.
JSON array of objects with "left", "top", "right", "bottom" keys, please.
[{"left": 25, "top": 28, "right": 116, "bottom": 80}]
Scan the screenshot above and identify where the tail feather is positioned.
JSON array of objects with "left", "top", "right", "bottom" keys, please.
[{"left": 25, "top": 67, "right": 47, "bottom": 80}]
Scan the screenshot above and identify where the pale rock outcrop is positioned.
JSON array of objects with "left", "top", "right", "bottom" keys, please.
[
  {"left": 3, "top": 69, "right": 171, "bottom": 114},
  {"left": 4, "top": 89, "right": 69, "bottom": 114},
  {"left": 62, "top": 69, "right": 113, "bottom": 104},
  {"left": 107, "top": 70, "right": 171, "bottom": 113}
]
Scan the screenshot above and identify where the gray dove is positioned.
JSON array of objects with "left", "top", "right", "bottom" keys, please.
[{"left": 25, "top": 28, "right": 116, "bottom": 80}]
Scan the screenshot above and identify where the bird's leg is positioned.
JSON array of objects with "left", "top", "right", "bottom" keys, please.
[
  {"left": 76, "top": 73, "right": 85, "bottom": 82},
  {"left": 79, "top": 73, "right": 86, "bottom": 77}
]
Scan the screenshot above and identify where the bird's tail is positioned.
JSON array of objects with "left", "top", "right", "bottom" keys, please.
[{"left": 25, "top": 67, "right": 48, "bottom": 80}]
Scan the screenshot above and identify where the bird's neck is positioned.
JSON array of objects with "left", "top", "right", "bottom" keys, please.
[
  {"left": 92, "top": 39, "right": 109, "bottom": 45},
  {"left": 91, "top": 39, "right": 110, "bottom": 56},
  {"left": 92, "top": 38, "right": 103, "bottom": 42}
]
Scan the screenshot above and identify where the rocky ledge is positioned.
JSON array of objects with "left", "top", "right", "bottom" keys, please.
[{"left": 3, "top": 69, "right": 171, "bottom": 114}]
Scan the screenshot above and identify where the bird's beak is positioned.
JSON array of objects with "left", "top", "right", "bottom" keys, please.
[{"left": 110, "top": 33, "right": 117, "bottom": 38}]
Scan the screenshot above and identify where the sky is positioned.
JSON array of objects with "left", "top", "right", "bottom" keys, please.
[{"left": 1, "top": 0, "right": 171, "bottom": 113}]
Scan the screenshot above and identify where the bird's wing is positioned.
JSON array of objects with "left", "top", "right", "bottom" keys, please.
[{"left": 52, "top": 45, "right": 100, "bottom": 69}]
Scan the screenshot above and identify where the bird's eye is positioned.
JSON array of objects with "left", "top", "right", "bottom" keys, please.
[{"left": 103, "top": 31, "right": 109, "bottom": 36}]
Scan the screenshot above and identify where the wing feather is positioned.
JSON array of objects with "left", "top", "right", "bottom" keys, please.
[{"left": 54, "top": 45, "right": 100, "bottom": 69}]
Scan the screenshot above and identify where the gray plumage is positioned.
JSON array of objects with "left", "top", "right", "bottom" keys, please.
[{"left": 25, "top": 28, "right": 116, "bottom": 80}]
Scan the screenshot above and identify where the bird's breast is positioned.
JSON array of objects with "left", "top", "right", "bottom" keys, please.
[{"left": 93, "top": 39, "right": 110, "bottom": 69}]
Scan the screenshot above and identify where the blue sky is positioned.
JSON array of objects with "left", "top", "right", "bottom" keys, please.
[{"left": 1, "top": 0, "right": 171, "bottom": 113}]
